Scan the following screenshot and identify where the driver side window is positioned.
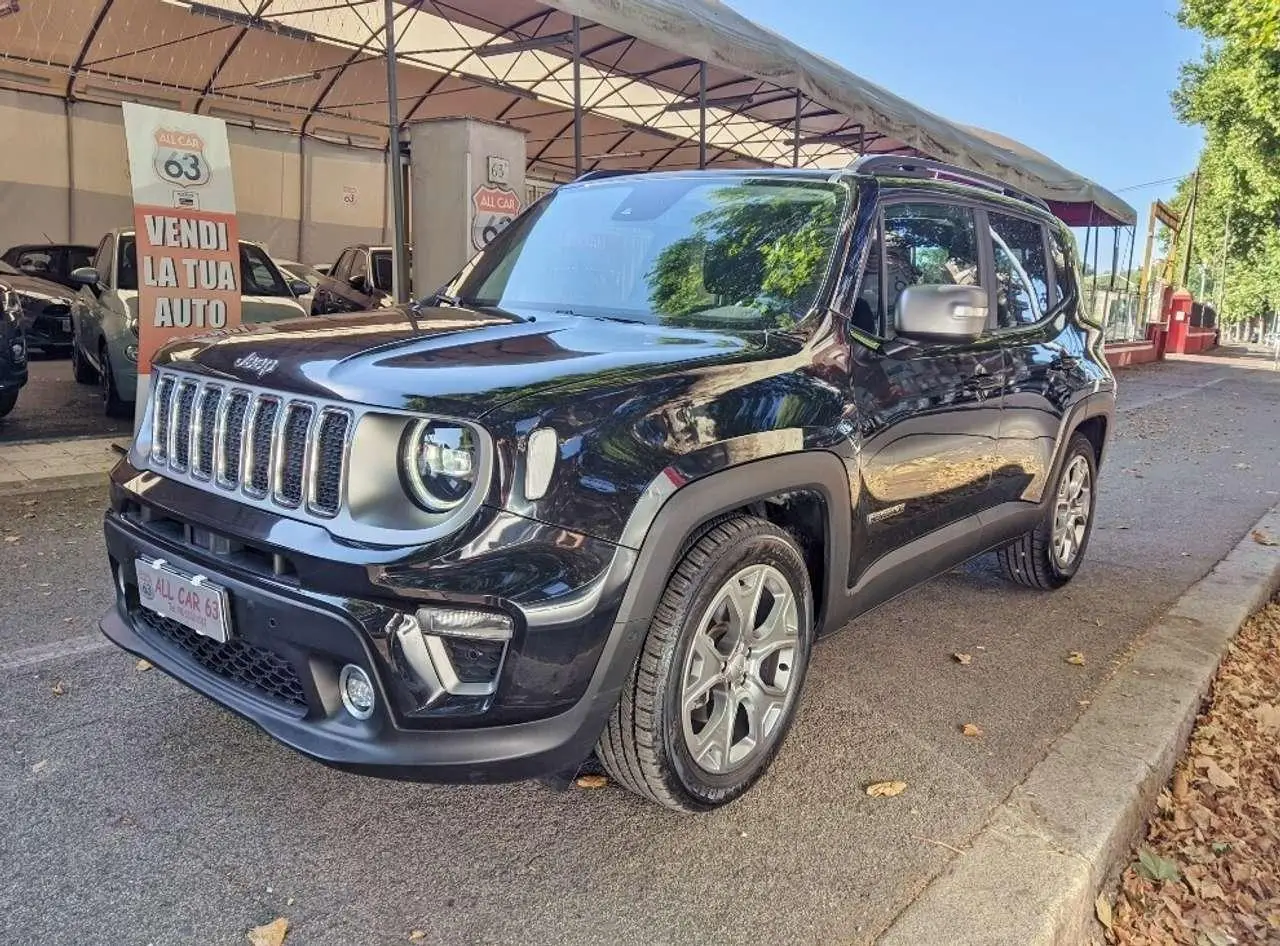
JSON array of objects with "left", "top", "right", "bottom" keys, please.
[
  {"left": 882, "top": 202, "right": 981, "bottom": 329},
  {"left": 93, "top": 235, "right": 114, "bottom": 287}
]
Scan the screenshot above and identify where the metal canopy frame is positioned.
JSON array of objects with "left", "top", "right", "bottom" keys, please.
[{"left": 0, "top": 0, "right": 1135, "bottom": 225}]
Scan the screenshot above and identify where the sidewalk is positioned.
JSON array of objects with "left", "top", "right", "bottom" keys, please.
[{"left": 0, "top": 436, "right": 127, "bottom": 495}]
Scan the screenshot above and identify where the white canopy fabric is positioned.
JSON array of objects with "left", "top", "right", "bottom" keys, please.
[{"left": 0, "top": 0, "right": 1134, "bottom": 226}]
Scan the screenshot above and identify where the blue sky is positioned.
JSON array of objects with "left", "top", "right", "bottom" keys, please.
[{"left": 727, "top": 0, "right": 1204, "bottom": 257}]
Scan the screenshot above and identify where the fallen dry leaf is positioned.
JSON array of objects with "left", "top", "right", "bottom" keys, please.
[
  {"left": 1172, "top": 768, "right": 1190, "bottom": 801},
  {"left": 408, "top": 932, "right": 426, "bottom": 943},
  {"left": 3, "top": 536, "right": 18, "bottom": 543},
  {"left": 1066, "top": 652, "right": 1086, "bottom": 666},
  {"left": 1252, "top": 530, "right": 1278, "bottom": 546},
  {"left": 1095, "top": 892, "right": 1113, "bottom": 931},
  {"left": 952, "top": 652, "right": 973, "bottom": 666},
  {"left": 30, "top": 759, "right": 48, "bottom": 774},
  {"left": 1251, "top": 703, "right": 1280, "bottom": 733},
  {"left": 961, "top": 723, "right": 984, "bottom": 738},
  {"left": 866, "top": 780, "right": 908, "bottom": 798},
  {"left": 135, "top": 659, "right": 153, "bottom": 672},
  {"left": 1204, "top": 761, "right": 1237, "bottom": 789},
  {"left": 575, "top": 774, "right": 608, "bottom": 789},
  {"left": 246, "top": 917, "right": 288, "bottom": 946},
  {"left": 51, "top": 681, "right": 66, "bottom": 696}
]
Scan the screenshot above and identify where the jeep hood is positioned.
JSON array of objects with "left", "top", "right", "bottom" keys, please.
[{"left": 154, "top": 305, "right": 770, "bottom": 418}]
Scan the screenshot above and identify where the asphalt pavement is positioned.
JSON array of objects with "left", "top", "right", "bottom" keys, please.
[
  {"left": 0, "top": 353, "right": 133, "bottom": 444},
  {"left": 2, "top": 351, "right": 1278, "bottom": 946}
]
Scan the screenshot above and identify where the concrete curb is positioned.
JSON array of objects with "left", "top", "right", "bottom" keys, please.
[
  {"left": 877, "top": 505, "right": 1280, "bottom": 946},
  {"left": 0, "top": 470, "right": 115, "bottom": 496}
]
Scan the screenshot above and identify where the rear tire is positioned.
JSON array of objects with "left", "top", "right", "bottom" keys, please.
[
  {"left": 72, "top": 342, "right": 97, "bottom": 384},
  {"left": 0, "top": 390, "right": 17, "bottom": 418},
  {"left": 997, "top": 432, "right": 1098, "bottom": 590},
  {"left": 597, "top": 515, "right": 814, "bottom": 812}
]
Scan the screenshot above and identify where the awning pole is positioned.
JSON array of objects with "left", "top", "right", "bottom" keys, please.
[
  {"left": 698, "top": 62, "right": 707, "bottom": 170},
  {"left": 792, "top": 90, "right": 801, "bottom": 168},
  {"left": 383, "top": 0, "right": 408, "bottom": 303},
  {"left": 573, "top": 17, "right": 582, "bottom": 178}
]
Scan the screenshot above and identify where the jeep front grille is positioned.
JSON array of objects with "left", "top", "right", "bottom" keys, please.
[{"left": 149, "top": 370, "right": 350, "bottom": 519}]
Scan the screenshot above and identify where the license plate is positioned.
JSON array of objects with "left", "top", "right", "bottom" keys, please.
[
  {"left": 135, "top": 558, "right": 232, "bottom": 643},
  {"left": 60, "top": 317, "right": 71, "bottom": 333}
]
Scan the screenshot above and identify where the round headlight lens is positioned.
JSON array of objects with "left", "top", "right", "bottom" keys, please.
[{"left": 402, "top": 420, "right": 479, "bottom": 512}]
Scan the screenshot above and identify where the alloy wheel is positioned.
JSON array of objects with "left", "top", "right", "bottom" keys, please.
[
  {"left": 680, "top": 563, "right": 800, "bottom": 774},
  {"left": 1052, "top": 454, "right": 1092, "bottom": 569}
]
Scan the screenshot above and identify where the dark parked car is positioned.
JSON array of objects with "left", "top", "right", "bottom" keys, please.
[
  {"left": 309, "top": 243, "right": 410, "bottom": 314},
  {"left": 98, "top": 159, "right": 1114, "bottom": 811},
  {"left": 2, "top": 243, "right": 96, "bottom": 292},
  {"left": 0, "top": 276, "right": 31, "bottom": 417},
  {"left": 0, "top": 260, "right": 76, "bottom": 354}
]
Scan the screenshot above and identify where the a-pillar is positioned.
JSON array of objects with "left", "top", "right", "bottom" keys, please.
[{"left": 407, "top": 118, "right": 527, "bottom": 295}]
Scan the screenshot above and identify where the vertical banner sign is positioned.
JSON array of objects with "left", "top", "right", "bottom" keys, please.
[{"left": 121, "top": 103, "right": 240, "bottom": 428}]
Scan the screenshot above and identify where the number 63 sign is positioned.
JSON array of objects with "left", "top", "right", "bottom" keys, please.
[{"left": 153, "top": 128, "right": 212, "bottom": 187}]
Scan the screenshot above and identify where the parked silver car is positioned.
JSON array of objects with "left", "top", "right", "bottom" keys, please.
[{"left": 70, "top": 229, "right": 311, "bottom": 416}]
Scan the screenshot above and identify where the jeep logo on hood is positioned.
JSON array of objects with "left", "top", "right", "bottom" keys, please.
[{"left": 233, "top": 353, "right": 279, "bottom": 378}]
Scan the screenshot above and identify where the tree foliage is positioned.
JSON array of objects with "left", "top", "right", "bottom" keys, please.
[{"left": 1169, "top": 0, "right": 1280, "bottom": 323}]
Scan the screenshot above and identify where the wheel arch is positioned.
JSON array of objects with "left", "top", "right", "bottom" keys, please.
[{"left": 613, "top": 451, "right": 852, "bottom": 640}]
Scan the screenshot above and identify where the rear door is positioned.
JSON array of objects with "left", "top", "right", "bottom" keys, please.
[{"left": 846, "top": 197, "right": 1006, "bottom": 576}]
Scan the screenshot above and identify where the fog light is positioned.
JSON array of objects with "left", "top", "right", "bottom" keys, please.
[
  {"left": 338, "top": 663, "right": 376, "bottom": 720},
  {"left": 125, "top": 344, "right": 139, "bottom": 363},
  {"left": 11, "top": 340, "right": 25, "bottom": 364}
]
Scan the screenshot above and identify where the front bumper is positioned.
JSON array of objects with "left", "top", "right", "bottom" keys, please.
[{"left": 100, "top": 464, "right": 644, "bottom": 783}]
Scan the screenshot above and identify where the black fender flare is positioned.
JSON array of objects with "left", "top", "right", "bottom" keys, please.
[{"left": 613, "top": 450, "right": 852, "bottom": 637}]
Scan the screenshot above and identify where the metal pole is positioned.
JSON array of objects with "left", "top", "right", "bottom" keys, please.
[
  {"left": 383, "top": 0, "right": 408, "bottom": 303},
  {"left": 1215, "top": 206, "right": 1232, "bottom": 314},
  {"left": 1123, "top": 224, "right": 1138, "bottom": 338},
  {"left": 572, "top": 16, "right": 582, "bottom": 178},
  {"left": 698, "top": 61, "right": 707, "bottom": 170},
  {"left": 792, "top": 90, "right": 801, "bottom": 168},
  {"left": 1180, "top": 167, "right": 1200, "bottom": 288}
]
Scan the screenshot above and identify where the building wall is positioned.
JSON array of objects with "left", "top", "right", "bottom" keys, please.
[{"left": 0, "top": 89, "right": 388, "bottom": 266}]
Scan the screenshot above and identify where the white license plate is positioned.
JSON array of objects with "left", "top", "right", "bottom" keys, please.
[
  {"left": 135, "top": 558, "right": 232, "bottom": 643},
  {"left": 60, "top": 317, "right": 71, "bottom": 333}
]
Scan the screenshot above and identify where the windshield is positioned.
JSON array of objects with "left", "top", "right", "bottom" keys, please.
[
  {"left": 447, "top": 177, "right": 847, "bottom": 329},
  {"left": 118, "top": 238, "right": 291, "bottom": 296}
]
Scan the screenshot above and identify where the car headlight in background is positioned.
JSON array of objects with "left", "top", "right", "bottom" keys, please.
[
  {"left": 400, "top": 419, "right": 480, "bottom": 512},
  {"left": 2, "top": 290, "right": 21, "bottom": 324}
]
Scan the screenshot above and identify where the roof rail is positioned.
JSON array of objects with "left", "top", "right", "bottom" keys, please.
[{"left": 847, "top": 155, "right": 1051, "bottom": 213}]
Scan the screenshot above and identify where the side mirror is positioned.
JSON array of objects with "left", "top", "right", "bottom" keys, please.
[
  {"left": 288, "top": 279, "right": 311, "bottom": 297},
  {"left": 348, "top": 274, "right": 367, "bottom": 293},
  {"left": 896, "top": 284, "right": 987, "bottom": 343},
  {"left": 69, "top": 266, "right": 101, "bottom": 290}
]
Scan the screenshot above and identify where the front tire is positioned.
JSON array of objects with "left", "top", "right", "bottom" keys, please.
[
  {"left": 997, "top": 432, "right": 1098, "bottom": 590},
  {"left": 0, "top": 390, "right": 17, "bottom": 418},
  {"left": 100, "top": 343, "right": 130, "bottom": 418},
  {"left": 598, "top": 515, "right": 814, "bottom": 812},
  {"left": 72, "top": 341, "right": 97, "bottom": 384}
]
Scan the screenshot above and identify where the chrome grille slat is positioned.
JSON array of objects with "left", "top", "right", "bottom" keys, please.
[{"left": 148, "top": 369, "right": 350, "bottom": 523}]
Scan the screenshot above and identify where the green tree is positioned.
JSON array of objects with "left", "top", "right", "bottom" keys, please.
[{"left": 1169, "top": 0, "right": 1280, "bottom": 324}]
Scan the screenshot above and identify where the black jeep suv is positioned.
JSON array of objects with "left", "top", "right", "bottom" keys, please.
[{"left": 100, "top": 157, "right": 1113, "bottom": 811}]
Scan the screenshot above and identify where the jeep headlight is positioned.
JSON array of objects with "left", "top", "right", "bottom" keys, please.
[{"left": 401, "top": 420, "right": 480, "bottom": 512}]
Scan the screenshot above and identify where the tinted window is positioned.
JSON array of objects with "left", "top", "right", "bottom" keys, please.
[
  {"left": 240, "top": 245, "right": 291, "bottom": 296},
  {"left": 372, "top": 251, "right": 392, "bottom": 292},
  {"left": 15, "top": 249, "right": 54, "bottom": 275},
  {"left": 66, "top": 247, "right": 94, "bottom": 272},
  {"left": 989, "top": 212, "right": 1049, "bottom": 327},
  {"left": 117, "top": 237, "right": 138, "bottom": 291},
  {"left": 451, "top": 177, "right": 846, "bottom": 329},
  {"left": 93, "top": 235, "right": 113, "bottom": 284},
  {"left": 882, "top": 202, "right": 981, "bottom": 326}
]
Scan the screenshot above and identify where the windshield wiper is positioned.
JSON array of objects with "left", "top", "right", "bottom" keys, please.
[{"left": 553, "top": 308, "right": 645, "bottom": 324}]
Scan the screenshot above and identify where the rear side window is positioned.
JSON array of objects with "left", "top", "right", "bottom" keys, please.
[
  {"left": 14, "top": 249, "right": 54, "bottom": 275},
  {"left": 93, "top": 235, "right": 114, "bottom": 285},
  {"left": 882, "top": 202, "right": 981, "bottom": 327},
  {"left": 988, "top": 212, "right": 1049, "bottom": 328},
  {"left": 240, "top": 245, "right": 290, "bottom": 297}
]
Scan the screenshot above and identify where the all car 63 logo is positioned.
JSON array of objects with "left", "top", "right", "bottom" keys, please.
[
  {"left": 153, "top": 128, "right": 211, "bottom": 188},
  {"left": 471, "top": 185, "right": 520, "bottom": 251}
]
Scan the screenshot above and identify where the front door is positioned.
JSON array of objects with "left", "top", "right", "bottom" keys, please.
[{"left": 846, "top": 199, "right": 1006, "bottom": 578}]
